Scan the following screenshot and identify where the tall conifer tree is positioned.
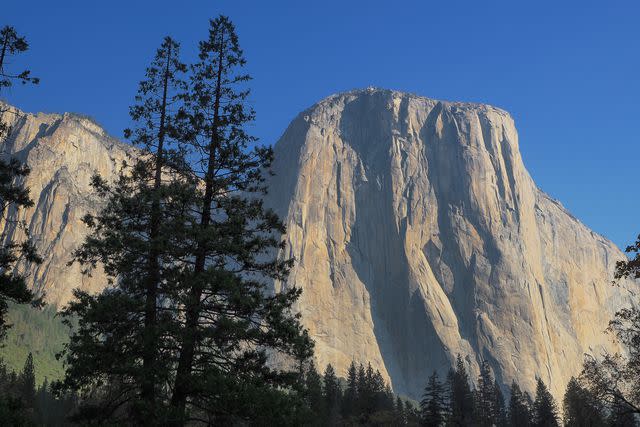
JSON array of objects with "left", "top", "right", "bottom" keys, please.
[
  {"left": 508, "top": 381, "right": 531, "bottom": 427},
  {"left": 492, "top": 379, "right": 507, "bottom": 427},
  {"left": 0, "top": 25, "right": 41, "bottom": 340},
  {"left": 420, "top": 371, "right": 446, "bottom": 427},
  {"left": 532, "top": 378, "right": 560, "bottom": 427},
  {"left": 125, "top": 35, "right": 186, "bottom": 419},
  {"left": 343, "top": 361, "right": 358, "bottom": 418},
  {"left": 59, "top": 20, "right": 312, "bottom": 424},
  {"left": 166, "top": 16, "right": 312, "bottom": 424},
  {"left": 447, "top": 355, "right": 474, "bottom": 426},
  {"left": 20, "top": 352, "right": 35, "bottom": 409},
  {"left": 56, "top": 36, "right": 190, "bottom": 424},
  {"left": 475, "top": 360, "right": 495, "bottom": 426},
  {"left": 303, "top": 363, "right": 324, "bottom": 425},
  {"left": 323, "top": 364, "right": 342, "bottom": 425}
]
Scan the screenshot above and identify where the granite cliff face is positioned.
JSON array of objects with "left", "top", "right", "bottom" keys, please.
[
  {"left": 267, "top": 88, "right": 637, "bottom": 398},
  {"left": 0, "top": 103, "right": 134, "bottom": 306},
  {"left": 1, "top": 91, "right": 636, "bottom": 399}
]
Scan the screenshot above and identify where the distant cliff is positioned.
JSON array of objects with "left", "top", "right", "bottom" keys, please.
[
  {"left": 1, "top": 91, "right": 636, "bottom": 400},
  {"left": 0, "top": 103, "right": 133, "bottom": 305},
  {"left": 266, "top": 88, "right": 637, "bottom": 398}
]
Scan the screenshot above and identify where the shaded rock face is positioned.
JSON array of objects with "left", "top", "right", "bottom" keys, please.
[
  {"left": 267, "top": 88, "right": 637, "bottom": 398},
  {"left": 0, "top": 104, "right": 134, "bottom": 306}
]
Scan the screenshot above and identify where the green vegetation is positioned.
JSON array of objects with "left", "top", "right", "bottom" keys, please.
[
  {"left": 0, "top": 25, "right": 42, "bottom": 344},
  {"left": 0, "top": 303, "right": 69, "bottom": 384},
  {"left": 54, "top": 16, "right": 312, "bottom": 425}
]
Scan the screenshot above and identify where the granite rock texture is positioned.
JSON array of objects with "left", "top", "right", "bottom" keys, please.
[
  {"left": 1, "top": 90, "right": 636, "bottom": 398},
  {"left": 266, "top": 88, "right": 637, "bottom": 398},
  {"left": 0, "top": 104, "right": 134, "bottom": 306}
]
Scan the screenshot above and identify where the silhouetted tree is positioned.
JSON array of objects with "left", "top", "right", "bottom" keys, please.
[
  {"left": 304, "top": 362, "right": 324, "bottom": 425},
  {"left": 508, "top": 381, "right": 531, "bottom": 427},
  {"left": 58, "top": 17, "right": 312, "bottom": 425},
  {"left": 124, "top": 35, "right": 186, "bottom": 419},
  {"left": 615, "top": 234, "right": 640, "bottom": 281},
  {"left": 421, "top": 371, "right": 446, "bottom": 427},
  {"left": 579, "top": 233, "right": 640, "bottom": 419},
  {"left": 475, "top": 360, "right": 495, "bottom": 426},
  {"left": 343, "top": 361, "right": 358, "bottom": 419},
  {"left": 0, "top": 25, "right": 41, "bottom": 342},
  {"left": 19, "top": 352, "right": 35, "bottom": 410},
  {"left": 32, "top": 375, "right": 77, "bottom": 425},
  {"left": 0, "top": 353, "right": 77, "bottom": 425},
  {"left": 368, "top": 365, "right": 393, "bottom": 414},
  {"left": 562, "top": 377, "right": 605, "bottom": 427},
  {"left": 532, "top": 378, "right": 559, "bottom": 427},
  {"left": 345, "top": 362, "right": 393, "bottom": 424},
  {"left": 355, "top": 362, "right": 367, "bottom": 417},
  {"left": 493, "top": 379, "right": 507, "bottom": 427},
  {"left": 164, "top": 16, "right": 312, "bottom": 425},
  {"left": 323, "top": 364, "right": 342, "bottom": 425},
  {"left": 447, "top": 355, "right": 474, "bottom": 426},
  {"left": 55, "top": 35, "right": 189, "bottom": 425},
  {"left": 0, "top": 25, "right": 39, "bottom": 138}
]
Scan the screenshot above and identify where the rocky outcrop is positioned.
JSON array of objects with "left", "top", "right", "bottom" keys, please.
[
  {"left": 267, "top": 88, "right": 637, "bottom": 398},
  {"left": 1, "top": 90, "right": 636, "bottom": 399},
  {"left": 0, "top": 104, "right": 134, "bottom": 306}
]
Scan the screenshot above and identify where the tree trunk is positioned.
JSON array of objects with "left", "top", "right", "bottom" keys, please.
[
  {"left": 169, "top": 29, "right": 225, "bottom": 426},
  {"left": 140, "top": 41, "right": 172, "bottom": 423}
]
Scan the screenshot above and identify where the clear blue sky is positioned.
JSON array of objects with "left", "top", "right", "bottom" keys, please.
[{"left": 3, "top": 0, "right": 638, "bottom": 250}]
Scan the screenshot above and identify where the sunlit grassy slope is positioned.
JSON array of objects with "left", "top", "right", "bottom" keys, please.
[{"left": 0, "top": 303, "right": 71, "bottom": 384}]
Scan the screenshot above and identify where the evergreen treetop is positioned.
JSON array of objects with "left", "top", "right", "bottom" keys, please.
[{"left": 532, "top": 377, "right": 560, "bottom": 427}]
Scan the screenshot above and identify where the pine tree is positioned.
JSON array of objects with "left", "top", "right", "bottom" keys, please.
[
  {"left": 34, "top": 377, "right": 48, "bottom": 424},
  {"left": 343, "top": 361, "right": 358, "bottom": 419},
  {"left": 447, "top": 355, "right": 474, "bottom": 426},
  {"left": 493, "top": 379, "right": 507, "bottom": 427},
  {"left": 0, "top": 361, "right": 21, "bottom": 418},
  {"left": 56, "top": 35, "right": 189, "bottom": 424},
  {"left": 323, "top": 364, "right": 341, "bottom": 425},
  {"left": 20, "top": 352, "right": 35, "bottom": 409},
  {"left": 532, "top": 378, "right": 559, "bottom": 427},
  {"left": 421, "top": 371, "right": 446, "bottom": 427},
  {"left": 382, "top": 382, "right": 395, "bottom": 413},
  {"left": 475, "top": 360, "right": 495, "bottom": 426},
  {"left": 562, "top": 377, "right": 605, "bottom": 427},
  {"left": 508, "top": 381, "right": 531, "bottom": 427},
  {"left": 356, "top": 362, "right": 367, "bottom": 415},
  {"left": 58, "top": 18, "right": 312, "bottom": 425},
  {"left": 304, "top": 362, "right": 324, "bottom": 425},
  {"left": 124, "top": 35, "right": 186, "bottom": 419},
  {"left": 369, "top": 365, "right": 391, "bottom": 413},
  {"left": 165, "top": 16, "right": 312, "bottom": 424},
  {"left": 0, "top": 25, "right": 41, "bottom": 341},
  {"left": 0, "top": 25, "right": 39, "bottom": 138},
  {"left": 396, "top": 396, "right": 406, "bottom": 426}
]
